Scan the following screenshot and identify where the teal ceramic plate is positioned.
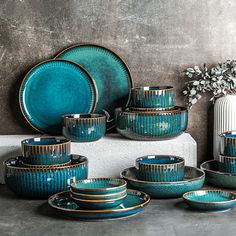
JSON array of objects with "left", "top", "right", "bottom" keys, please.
[
  {"left": 56, "top": 44, "right": 133, "bottom": 130},
  {"left": 121, "top": 166, "right": 205, "bottom": 198},
  {"left": 19, "top": 59, "right": 97, "bottom": 134},
  {"left": 200, "top": 160, "right": 236, "bottom": 189},
  {"left": 183, "top": 190, "right": 236, "bottom": 212},
  {"left": 48, "top": 189, "right": 150, "bottom": 220}
]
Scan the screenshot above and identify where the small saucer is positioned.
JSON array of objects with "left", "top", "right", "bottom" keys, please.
[
  {"left": 120, "top": 166, "right": 205, "bottom": 198},
  {"left": 48, "top": 189, "right": 150, "bottom": 220},
  {"left": 183, "top": 189, "right": 236, "bottom": 212}
]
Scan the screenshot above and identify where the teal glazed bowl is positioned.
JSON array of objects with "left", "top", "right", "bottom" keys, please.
[
  {"left": 62, "top": 114, "right": 106, "bottom": 142},
  {"left": 131, "top": 86, "right": 174, "bottom": 109},
  {"left": 183, "top": 190, "right": 236, "bottom": 212},
  {"left": 70, "top": 178, "right": 127, "bottom": 195},
  {"left": 21, "top": 137, "right": 71, "bottom": 165},
  {"left": 4, "top": 155, "right": 88, "bottom": 199},
  {"left": 121, "top": 166, "right": 205, "bottom": 198},
  {"left": 115, "top": 106, "right": 188, "bottom": 141},
  {"left": 218, "top": 154, "right": 236, "bottom": 173},
  {"left": 219, "top": 131, "right": 236, "bottom": 157},
  {"left": 136, "top": 155, "right": 185, "bottom": 182}
]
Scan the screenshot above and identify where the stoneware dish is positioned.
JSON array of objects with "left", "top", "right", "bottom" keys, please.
[
  {"left": 183, "top": 190, "right": 236, "bottom": 212},
  {"left": 136, "top": 155, "right": 185, "bottom": 182},
  {"left": 21, "top": 137, "right": 71, "bottom": 165},
  {"left": 70, "top": 194, "right": 127, "bottom": 210},
  {"left": 121, "top": 166, "right": 205, "bottom": 198},
  {"left": 219, "top": 131, "right": 236, "bottom": 157},
  {"left": 56, "top": 43, "right": 133, "bottom": 131},
  {"left": 131, "top": 86, "right": 174, "bottom": 109},
  {"left": 70, "top": 178, "right": 127, "bottom": 195},
  {"left": 48, "top": 189, "right": 150, "bottom": 220},
  {"left": 62, "top": 114, "right": 106, "bottom": 142},
  {"left": 115, "top": 106, "right": 188, "bottom": 141},
  {"left": 218, "top": 154, "right": 236, "bottom": 173},
  {"left": 4, "top": 155, "right": 88, "bottom": 198},
  {"left": 200, "top": 160, "right": 236, "bottom": 189}
]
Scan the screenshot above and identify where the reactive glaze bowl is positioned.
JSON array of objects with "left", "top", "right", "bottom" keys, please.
[
  {"left": 131, "top": 86, "right": 174, "bottom": 109},
  {"left": 136, "top": 155, "right": 185, "bottom": 182},
  {"left": 183, "top": 190, "right": 236, "bottom": 212},
  {"left": 218, "top": 154, "right": 236, "bottom": 173},
  {"left": 219, "top": 131, "right": 236, "bottom": 157},
  {"left": 4, "top": 155, "right": 88, "bottom": 198},
  {"left": 121, "top": 166, "right": 205, "bottom": 198},
  {"left": 21, "top": 137, "right": 71, "bottom": 165},
  {"left": 70, "top": 178, "right": 127, "bottom": 195},
  {"left": 115, "top": 106, "right": 188, "bottom": 141},
  {"left": 62, "top": 114, "right": 106, "bottom": 142}
]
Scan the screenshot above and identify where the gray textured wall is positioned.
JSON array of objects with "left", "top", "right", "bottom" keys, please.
[{"left": 1, "top": 0, "right": 236, "bottom": 164}]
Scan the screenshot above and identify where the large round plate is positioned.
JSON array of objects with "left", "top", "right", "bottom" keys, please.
[
  {"left": 19, "top": 59, "right": 97, "bottom": 134},
  {"left": 56, "top": 44, "right": 133, "bottom": 130}
]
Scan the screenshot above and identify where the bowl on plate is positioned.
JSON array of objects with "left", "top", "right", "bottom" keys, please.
[
  {"left": 219, "top": 131, "right": 236, "bottom": 157},
  {"left": 136, "top": 155, "right": 185, "bottom": 182},
  {"left": 218, "top": 154, "right": 236, "bottom": 173},
  {"left": 131, "top": 86, "right": 174, "bottom": 109},
  {"left": 62, "top": 114, "right": 106, "bottom": 142},
  {"left": 21, "top": 137, "right": 71, "bottom": 165}
]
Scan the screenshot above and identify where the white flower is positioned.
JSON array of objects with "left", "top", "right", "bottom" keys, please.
[
  {"left": 193, "top": 81, "right": 199, "bottom": 86},
  {"left": 190, "top": 89, "right": 196, "bottom": 95},
  {"left": 183, "top": 90, "right": 188, "bottom": 95},
  {"left": 191, "top": 98, "right": 198, "bottom": 104}
]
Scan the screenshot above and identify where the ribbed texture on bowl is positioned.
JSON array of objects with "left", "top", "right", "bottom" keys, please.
[
  {"left": 219, "top": 132, "right": 236, "bottom": 157},
  {"left": 218, "top": 154, "right": 236, "bottom": 173}
]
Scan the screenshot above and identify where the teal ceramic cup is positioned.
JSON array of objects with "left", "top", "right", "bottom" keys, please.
[
  {"left": 62, "top": 114, "right": 106, "bottom": 142},
  {"left": 131, "top": 86, "right": 174, "bottom": 109},
  {"left": 218, "top": 154, "right": 236, "bottom": 173},
  {"left": 21, "top": 137, "right": 71, "bottom": 165},
  {"left": 136, "top": 155, "right": 185, "bottom": 182},
  {"left": 219, "top": 131, "right": 236, "bottom": 157}
]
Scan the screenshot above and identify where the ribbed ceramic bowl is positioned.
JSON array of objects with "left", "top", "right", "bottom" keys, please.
[
  {"left": 62, "top": 114, "right": 106, "bottom": 142},
  {"left": 115, "top": 106, "right": 188, "bottom": 141},
  {"left": 70, "top": 178, "right": 127, "bottom": 195},
  {"left": 131, "top": 86, "right": 174, "bottom": 109},
  {"left": 219, "top": 131, "right": 236, "bottom": 157},
  {"left": 183, "top": 190, "right": 236, "bottom": 212},
  {"left": 136, "top": 155, "right": 185, "bottom": 182},
  {"left": 21, "top": 137, "right": 71, "bottom": 165},
  {"left": 218, "top": 154, "right": 236, "bottom": 173},
  {"left": 4, "top": 155, "right": 88, "bottom": 198}
]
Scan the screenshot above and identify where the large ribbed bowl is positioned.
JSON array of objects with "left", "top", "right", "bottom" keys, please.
[{"left": 115, "top": 106, "right": 188, "bottom": 140}]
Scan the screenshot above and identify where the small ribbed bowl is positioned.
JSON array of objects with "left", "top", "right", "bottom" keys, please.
[
  {"left": 4, "top": 155, "right": 88, "bottom": 199},
  {"left": 21, "top": 137, "right": 71, "bottom": 165},
  {"left": 136, "top": 155, "right": 185, "bottom": 182},
  {"left": 70, "top": 178, "right": 127, "bottom": 195},
  {"left": 115, "top": 106, "right": 188, "bottom": 141},
  {"left": 131, "top": 86, "right": 174, "bottom": 109},
  {"left": 218, "top": 154, "right": 236, "bottom": 173},
  {"left": 62, "top": 114, "right": 106, "bottom": 142},
  {"left": 219, "top": 131, "right": 236, "bottom": 157}
]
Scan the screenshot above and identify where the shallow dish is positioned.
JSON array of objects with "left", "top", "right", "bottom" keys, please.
[
  {"left": 56, "top": 43, "right": 133, "bottom": 130},
  {"left": 218, "top": 154, "right": 236, "bottom": 173},
  {"left": 62, "top": 114, "right": 106, "bottom": 142},
  {"left": 219, "top": 131, "right": 236, "bottom": 156},
  {"left": 48, "top": 189, "right": 150, "bottom": 220},
  {"left": 183, "top": 190, "right": 236, "bottom": 212},
  {"left": 19, "top": 59, "right": 97, "bottom": 134},
  {"left": 115, "top": 106, "right": 188, "bottom": 141},
  {"left": 200, "top": 160, "right": 236, "bottom": 189},
  {"left": 71, "top": 178, "right": 127, "bottom": 195},
  {"left": 120, "top": 166, "right": 205, "bottom": 198},
  {"left": 131, "top": 86, "right": 174, "bottom": 109},
  {"left": 21, "top": 137, "right": 71, "bottom": 165},
  {"left": 5, "top": 155, "right": 88, "bottom": 198},
  {"left": 136, "top": 155, "right": 185, "bottom": 182}
]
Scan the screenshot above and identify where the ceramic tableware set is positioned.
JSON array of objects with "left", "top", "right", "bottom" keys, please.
[
  {"left": 115, "top": 86, "right": 188, "bottom": 140},
  {"left": 121, "top": 155, "right": 205, "bottom": 198}
]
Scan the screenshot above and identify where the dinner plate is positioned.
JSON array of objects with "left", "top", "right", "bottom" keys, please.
[
  {"left": 48, "top": 189, "right": 150, "bottom": 220},
  {"left": 19, "top": 59, "right": 97, "bottom": 134},
  {"left": 56, "top": 43, "right": 133, "bottom": 130}
]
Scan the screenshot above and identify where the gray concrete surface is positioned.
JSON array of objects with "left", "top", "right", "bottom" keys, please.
[{"left": 1, "top": 185, "right": 236, "bottom": 236}]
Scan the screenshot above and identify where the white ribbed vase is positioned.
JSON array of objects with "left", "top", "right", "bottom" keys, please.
[{"left": 213, "top": 95, "right": 236, "bottom": 159}]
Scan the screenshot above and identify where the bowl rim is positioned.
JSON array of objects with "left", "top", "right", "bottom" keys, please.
[
  {"left": 132, "top": 86, "right": 173, "bottom": 91},
  {"left": 219, "top": 130, "right": 236, "bottom": 139},
  {"left": 62, "top": 113, "right": 106, "bottom": 120}
]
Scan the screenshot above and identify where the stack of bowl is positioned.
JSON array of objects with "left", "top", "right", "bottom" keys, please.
[
  {"left": 4, "top": 137, "right": 88, "bottom": 198},
  {"left": 115, "top": 86, "right": 188, "bottom": 140},
  {"left": 70, "top": 178, "right": 127, "bottom": 209}
]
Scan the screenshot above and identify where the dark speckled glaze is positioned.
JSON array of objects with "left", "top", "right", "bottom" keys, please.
[
  {"left": 219, "top": 131, "right": 236, "bottom": 157},
  {"left": 5, "top": 155, "right": 88, "bottom": 199}
]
